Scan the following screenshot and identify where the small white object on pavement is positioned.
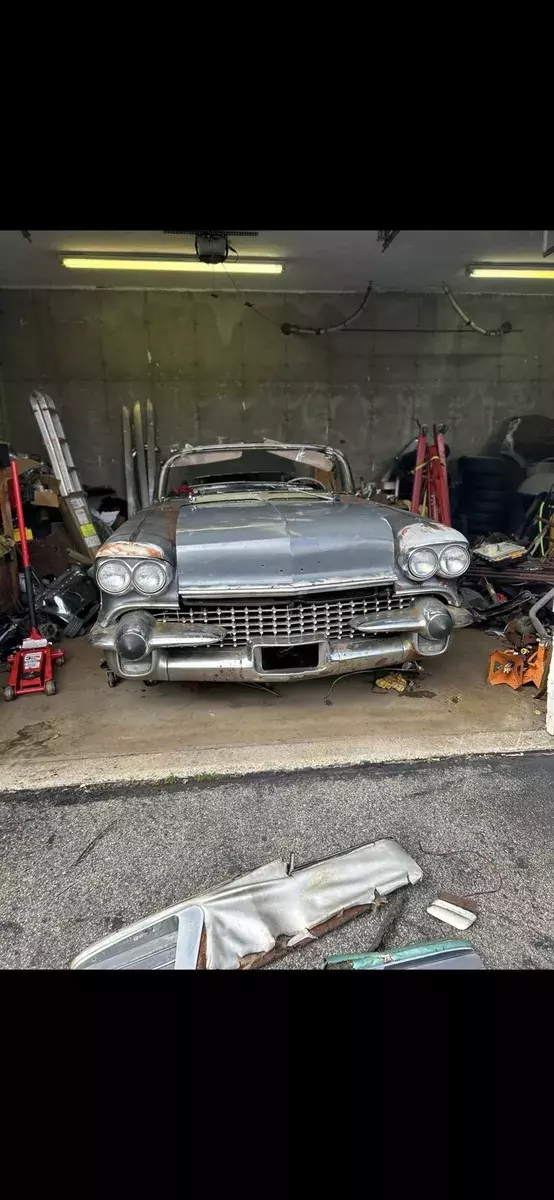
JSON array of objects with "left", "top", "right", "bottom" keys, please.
[{"left": 427, "top": 896, "right": 477, "bottom": 931}]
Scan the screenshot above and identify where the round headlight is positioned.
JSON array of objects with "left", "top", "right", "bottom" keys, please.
[
  {"left": 407, "top": 547, "right": 438, "bottom": 580},
  {"left": 439, "top": 545, "right": 470, "bottom": 577},
  {"left": 97, "top": 560, "right": 132, "bottom": 594},
  {"left": 133, "top": 560, "right": 169, "bottom": 594}
]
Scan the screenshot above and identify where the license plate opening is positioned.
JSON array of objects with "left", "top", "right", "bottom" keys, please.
[{"left": 261, "top": 644, "right": 320, "bottom": 673}]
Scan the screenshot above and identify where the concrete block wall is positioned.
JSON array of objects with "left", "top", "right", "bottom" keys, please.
[{"left": 0, "top": 288, "right": 552, "bottom": 494}]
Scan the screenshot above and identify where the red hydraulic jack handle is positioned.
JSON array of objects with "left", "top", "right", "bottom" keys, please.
[
  {"left": 410, "top": 423, "right": 451, "bottom": 526},
  {"left": 4, "top": 457, "right": 65, "bottom": 701}
]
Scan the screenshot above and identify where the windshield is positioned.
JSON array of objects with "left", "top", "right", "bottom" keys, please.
[{"left": 161, "top": 447, "right": 350, "bottom": 497}]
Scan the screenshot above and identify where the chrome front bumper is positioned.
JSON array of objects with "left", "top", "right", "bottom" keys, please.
[{"left": 91, "top": 599, "right": 471, "bottom": 684}]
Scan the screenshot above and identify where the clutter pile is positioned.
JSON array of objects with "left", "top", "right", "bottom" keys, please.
[
  {"left": 1, "top": 390, "right": 158, "bottom": 692},
  {"left": 372, "top": 413, "right": 554, "bottom": 712},
  {"left": 453, "top": 419, "right": 554, "bottom": 704}
]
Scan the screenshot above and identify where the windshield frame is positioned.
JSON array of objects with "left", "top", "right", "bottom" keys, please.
[{"left": 158, "top": 442, "right": 355, "bottom": 500}]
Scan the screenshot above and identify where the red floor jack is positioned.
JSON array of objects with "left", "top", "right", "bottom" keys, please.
[
  {"left": 410, "top": 422, "right": 451, "bottom": 526},
  {"left": 4, "top": 457, "right": 65, "bottom": 701}
]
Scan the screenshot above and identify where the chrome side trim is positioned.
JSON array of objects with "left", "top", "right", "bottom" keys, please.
[{"left": 90, "top": 619, "right": 226, "bottom": 651}]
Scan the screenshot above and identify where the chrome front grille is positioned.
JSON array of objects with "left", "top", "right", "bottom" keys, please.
[{"left": 179, "top": 587, "right": 412, "bottom": 648}]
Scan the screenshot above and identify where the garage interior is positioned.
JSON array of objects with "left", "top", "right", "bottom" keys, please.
[{"left": 1, "top": 229, "right": 553, "bottom": 971}]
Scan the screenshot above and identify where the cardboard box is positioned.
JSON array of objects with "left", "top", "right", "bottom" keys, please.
[
  {"left": 0, "top": 456, "right": 42, "bottom": 488},
  {"left": 37, "top": 472, "right": 59, "bottom": 492},
  {"left": 32, "top": 472, "right": 60, "bottom": 508},
  {"left": 33, "top": 488, "right": 60, "bottom": 508}
]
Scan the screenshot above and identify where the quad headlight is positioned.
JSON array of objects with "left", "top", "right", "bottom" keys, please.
[
  {"left": 96, "top": 557, "right": 171, "bottom": 595},
  {"left": 438, "top": 544, "right": 470, "bottom": 577},
  {"left": 405, "top": 542, "right": 470, "bottom": 582},
  {"left": 96, "top": 560, "right": 132, "bottom": 594},
  {"left": 407, "top": 547, "right": 438, "bottom": 580},
  {"left": 133, "top": 560, "right": 170, "bottom": 594}
]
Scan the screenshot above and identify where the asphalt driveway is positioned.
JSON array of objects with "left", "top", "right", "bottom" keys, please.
[{"left": 1, "top": 751, "right": 553, "bottom": 969}]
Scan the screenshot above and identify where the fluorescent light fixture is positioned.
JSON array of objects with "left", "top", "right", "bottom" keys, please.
[
  {"left": 467, "top": 263, "right": 554, "bottom": 280},
  {"left": 60, "top": 255, "right": 283, "bottom": 275}
]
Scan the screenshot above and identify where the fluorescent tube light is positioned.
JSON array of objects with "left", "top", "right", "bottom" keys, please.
[
  {"left": 467, "top": 264, "right": 554, "bottom": 280},
  {"left": 61, "top": 255, "right": 283, "bottom": 275}
]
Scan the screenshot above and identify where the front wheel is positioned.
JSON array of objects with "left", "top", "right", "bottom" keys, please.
[
  {"left": 45, "top": 679, "right": 57, "bottom": 696},
  {"left": 106, "top": 670, "right": 118, "bottom": 688},
  {"left": 4, "top": 685, "right": 15, "bottom": 702}
]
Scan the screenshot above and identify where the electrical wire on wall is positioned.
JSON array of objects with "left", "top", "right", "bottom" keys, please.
[
  {"left": 214, "top": 263, "right": 288, "bottom": 328},
  {"left": 280, "top": 283, "right": 373, "bottom": 336},
  {"left": 442, "top": 282, "right": 512, "bottom": 337}
]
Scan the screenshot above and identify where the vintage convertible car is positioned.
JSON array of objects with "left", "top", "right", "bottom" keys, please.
[{"left": 90, "top": 442, "right": 472, "bottom": 686}]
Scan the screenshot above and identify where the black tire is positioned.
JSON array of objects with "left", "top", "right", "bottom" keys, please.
[
  {"left": 459, "top": 455, "right": 518, "bottom": 479},
  {"left": 4, "top": 685, "right": 15, "bottom": 702},
  {"left": 461, "top": 483, "right": 513, "bottom": 502},
  {"left": 467, "top": 508, "right": 508, "bottom": 521},
  {"left": 463, "top": 499, "right": 511, "bottom": 517},
  {"left": 107, "top": 670, "right": 118, "bottom": 688},
  {"left": 45, "top": 679, "right": 57, "bottom": 696},
  {"left": 458, "top": 501, "right": 510, "bottom": 520},
  {"left": 468, "top": 521, "right": 509, "bottom": 534},
  {"left": 63, "top": 615, "right": 84, "bottom": 638}
]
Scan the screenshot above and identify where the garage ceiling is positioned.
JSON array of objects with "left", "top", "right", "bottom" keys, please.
[{"left": 0, "top": 230, "right": 550, "bottom": 293}]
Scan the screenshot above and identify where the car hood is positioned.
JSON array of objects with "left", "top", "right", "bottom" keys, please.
[{"left": 176, "top": 496, "right": 397, "bottom": 595}]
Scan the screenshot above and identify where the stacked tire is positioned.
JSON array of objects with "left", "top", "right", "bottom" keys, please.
[{"left": 457, "top": 456, "right": 523, "bottom": 538}]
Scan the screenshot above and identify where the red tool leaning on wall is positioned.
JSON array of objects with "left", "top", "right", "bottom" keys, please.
[
  {"left": 410, "top": 423, "right": 451, "bottom": 526},
  {"left": 2, "top": 445, "right": 65, "bottom": 701}
]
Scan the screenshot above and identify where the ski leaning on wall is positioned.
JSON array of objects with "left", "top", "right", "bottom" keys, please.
[{"left": 122, "top": 400, "right": 157, "bottom": 513}]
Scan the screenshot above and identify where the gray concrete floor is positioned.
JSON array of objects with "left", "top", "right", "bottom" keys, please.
[
  {"left": 1, "top": 753, "right": 553, "bottom": 970},
  {"left": 0, "top": 629, "right": 549, "bottom": 770}
]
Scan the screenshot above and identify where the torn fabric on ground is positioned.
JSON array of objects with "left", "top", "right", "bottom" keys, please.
[{"left": 71, "top": 838, "right": 422, "bottom": 971}]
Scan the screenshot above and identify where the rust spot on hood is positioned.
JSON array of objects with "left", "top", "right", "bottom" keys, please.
[
  {"left": 96, "top": 542, "right": 163, "bottom": 559},
  {"left": 159, "top": 504, "right": 180, "bottom": 541}
]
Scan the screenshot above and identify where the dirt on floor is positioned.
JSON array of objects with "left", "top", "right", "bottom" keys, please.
[{"left": 0, "top": 629, "right": 548, "bottom": 765}]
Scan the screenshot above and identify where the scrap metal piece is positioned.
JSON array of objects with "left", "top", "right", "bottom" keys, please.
[
  {"left": 133, "top": 402, "right": 149, "bottom": 510},
  {"left": 146, "top": 398, "right": 156, "bottom": 506},
  {"left": 175, "top": 906, "right": 204, "bottom": 970},
  {"left": 323, "top": 939, "right": 484, "bottom": 970},
  {"left": 426, "top": 895, "right": 477, "bottom": 931},
  {"left": 528, "top": 586, "right": 554, "bottom": 643},
  {"left": 122, "top": 405, "right": 138, "bottom": 518},
  {"left": 70, "top": 839, "right": 423, "bottom": 971},
  {"left": 472, "top": 538, "right": 527, "bottom": 563}
]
